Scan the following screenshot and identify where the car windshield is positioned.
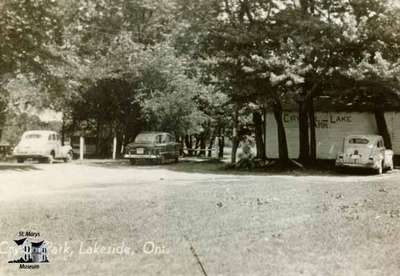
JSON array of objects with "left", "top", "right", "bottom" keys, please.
[
  {"left": 348, "top": 138, "right": 369, "bottom": 144},
  {"left": 24, "top": 134, "right": 42, "bottom": 139},
  {"left": 134, "top": 134, "right": 157, "bottom": 143}
]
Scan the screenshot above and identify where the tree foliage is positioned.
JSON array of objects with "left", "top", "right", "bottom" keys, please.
[{"left": 2, "top": 0, "right": 400, "bottom": 163}]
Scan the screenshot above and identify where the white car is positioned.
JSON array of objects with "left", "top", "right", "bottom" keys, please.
[
  {"left": 335, "top": 135, "right": 394, "bottom": 174},
  {"left": 13, "top": 130, "right": 73, "bottom": 163}
]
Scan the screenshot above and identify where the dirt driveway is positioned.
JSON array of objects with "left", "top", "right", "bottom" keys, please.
[{"left": 0, "top": 160, "right": 400, "bottom": 276}]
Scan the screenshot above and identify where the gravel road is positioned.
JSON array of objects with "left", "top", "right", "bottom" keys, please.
[{"left": 0, "top": 160, "right": 399, "bottom": 276}]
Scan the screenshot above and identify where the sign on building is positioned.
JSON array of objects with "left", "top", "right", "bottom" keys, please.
[{"left": 265, "top": 112, "right": 400, "bottom": 159}]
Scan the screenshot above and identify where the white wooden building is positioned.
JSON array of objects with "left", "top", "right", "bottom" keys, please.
[{"left": 265, "top": 112, "right": 400, "bottom": 159}]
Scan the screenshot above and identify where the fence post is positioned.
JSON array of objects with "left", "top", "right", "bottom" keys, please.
[
  {"left": 112, "top": 136, "right": 117, "bottom": 160},
  {"left": 80, "top": 136, "right": 84, "bottom": 160}
]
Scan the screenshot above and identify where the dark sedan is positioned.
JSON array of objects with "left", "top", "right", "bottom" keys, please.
[{"left": 124, "top": 132, "right": 180, "bottom": 165}]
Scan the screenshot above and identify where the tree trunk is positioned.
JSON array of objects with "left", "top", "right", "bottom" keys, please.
[
  {"left": 96, "top": 121, "right": 101, "bottom": 156},
  {"left": 231, "top": 107, "right": 239, "bottom": 164},
  {"left": 0, "top": 100, "right": 6, "bottom": 141},
  {"left": 272, "top": 102, "right": 289, "bottom": 163},
  {"left": 185, "top": 135, "right": 192, "bottom": 156},
  {"left": 208, "top": 132, "right": 216, "bottom": 158},
  {"left": 298, "top": 99, "right": 310, "bottom": 163},
  {"left": 253, "top": 111, "right": 266, "bottom": 160},
  {"left": 120, "top": 134, "right": 126, "bottom": 154},
  {"left": 262, "top": 110, "right": 267, "bottom": 159},
  {"left": 179, "top": 136, "right": 184, "bottom": 156},
  {"left": 218, "top": 129, "right": 225, "bottom": 159},
  {"left": 307, "top": 97, "right": 317, "bottom": 162},
  {"left": 116, "top": 132, "right": 123, "bottom": 159},
  {"left": 61, "top": 113, "right": 66, "bottom": 146},
  {"left": 194, "top": 135, "right": 201, "bottom": 156},
  {"left": 375, "top": 106, "right": 392, "bottom": 149},
  {"left": 199, "top": 133, "right": 206, "bottom": 157}
]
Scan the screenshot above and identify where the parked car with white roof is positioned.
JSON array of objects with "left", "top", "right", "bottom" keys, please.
[
  {"left": 13, "top": 130, "right": 73, "bottom": 163},
  {"left": 335, "top": 134, "right": 393, "bottom": 174}
]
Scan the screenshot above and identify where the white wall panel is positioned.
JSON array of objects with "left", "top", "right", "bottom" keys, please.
[{"left": 265, "top": 112, "right": 396, "bottom": 159}]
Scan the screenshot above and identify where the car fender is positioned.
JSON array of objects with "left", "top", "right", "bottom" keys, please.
[
  {"left": 60, "top": 145, "right": 73, "bottom": 157},
  {"left": 42, "top": 145, "right": 53, "bottom": 155}
]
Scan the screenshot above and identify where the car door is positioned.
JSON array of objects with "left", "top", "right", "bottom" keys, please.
[
  {"left": 155, "top": 134, "right": 164, "bottom": 157},
  {"left": 162, "top": 134, "right": 171, "bottom": 159},
  {"left": 166, "top": 134, "right": 175, "bottom": 159},
  {"left": 169, "top": 134, "right": 179, "bottom": 158},
  {"left": 54, "top": 134, "right": 61, "bottom": 158},
  {"left": 48, "top": 134, "right": 57, "bottom": 157}
]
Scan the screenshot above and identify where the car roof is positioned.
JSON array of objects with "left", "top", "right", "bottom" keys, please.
[
  {"left": 137, "top": 132, "right": 172, "bottom": 136},
  {"left": 345, "top": 134, "right": 382, "bottom": 141}
]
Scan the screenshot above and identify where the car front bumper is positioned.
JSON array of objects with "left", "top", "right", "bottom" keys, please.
[{"left": 124, "top": 154, "right": 160, "bottom": 159}]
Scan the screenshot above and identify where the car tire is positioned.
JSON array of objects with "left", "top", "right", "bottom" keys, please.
[
  {"left": 129, "top": 159, "right": 136, "bottom": 165},
  {"left": 64, "top": 151, "right": 73, "bottom": 163},
  {"left": 47, "top": 152, "right": 55, "bottom": 164},
  {"left": 388, "top": 160, "right": 394, "bottom": 171},
  {"left": 17, "top": 158, "right": 24, "bottom": 163},
  {"left": 336, "top": 167, "right": 344, "bottom": 174},
  {"left": 38, "top": 157, "right": 47, "bottom": 163}
]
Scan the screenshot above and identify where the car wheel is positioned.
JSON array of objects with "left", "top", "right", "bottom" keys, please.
[
  {"left": 129, "top": 159, "right": 136, "bottom": 165},
  {"left": 388, "top": 160, "right": 394, "bottom": 171},
  {"left": 47, "top": 152, "right": 55, "bottom": 164},
  {"left": 336, "top": 166, "right": 344, "bottom": 174},
  {"left": 38, "top": 157, "right": 47, "bottom": 163},
  {"left": 64, "top": 151, "right": 73, "bottom": 163},
  {"left": 17, "top": 158, "right": 24, "bottom": 163}
]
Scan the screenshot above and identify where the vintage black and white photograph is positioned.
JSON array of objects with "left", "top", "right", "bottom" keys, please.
[{"left": 1, "top": 0, "right": 400, "bottom": 275}]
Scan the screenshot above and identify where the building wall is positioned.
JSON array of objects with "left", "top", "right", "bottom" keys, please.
[{"left": 265, "top": 112, "right": 399, "bottom": 159}]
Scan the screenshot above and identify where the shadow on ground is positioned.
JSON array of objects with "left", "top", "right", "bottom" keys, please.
[
  {"left": 76, "top": 159, "right": 157, "bottom": 170},
  {"left": 0, "top": 164, "right": 41, "bottom": 172},
  {"left": 68, "top": 158, "right": 396, "bottom": 178},
  {"left": 165, "top": 159, "right": 395, "bottom": 178}
]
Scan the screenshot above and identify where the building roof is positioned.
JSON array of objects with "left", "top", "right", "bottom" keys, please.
[
  {"left": 139, "top": 131, "right": 171, "bottom": 135},
  {"left": 31, "top": 241, "right": 44, "bottom": 248},
  {"left": 14, "top": 238, "right": 27, "bottom": 246},
  {"left": 267, "top": 90, "right": 400, "bottom": 112}
]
